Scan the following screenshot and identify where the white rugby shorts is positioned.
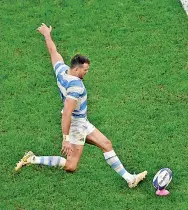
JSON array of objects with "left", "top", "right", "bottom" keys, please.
[{"left": 62, "top": 111, "right": 95, "bottom": 145}]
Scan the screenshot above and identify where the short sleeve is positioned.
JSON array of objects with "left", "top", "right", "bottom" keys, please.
[{"left": 53, "top": 61, "right": 70, "bottom": 76}]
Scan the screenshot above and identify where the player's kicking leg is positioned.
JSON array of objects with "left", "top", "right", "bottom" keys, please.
[
  {"left": 15, "top": 144, "right": 84, "bottom": 172},
  {"left": 86, "top": 128, "right": 147, "bottom": 188}
]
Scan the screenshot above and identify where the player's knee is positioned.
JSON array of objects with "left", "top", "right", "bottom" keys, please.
[
  {"left": 64, "top": 161, "right": 78, "bottom": 172},
  {"left": 65, "top": 166, "right": 77, "bottom": 172}
]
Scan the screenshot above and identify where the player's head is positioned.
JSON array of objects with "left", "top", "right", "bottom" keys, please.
[{"left": 70, "top": 54, "right": 90, "bottom": 79}]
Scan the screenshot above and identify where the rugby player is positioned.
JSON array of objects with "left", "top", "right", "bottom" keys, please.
[{"left": 15, "top": 23, "right": 147, "bottom": 188}]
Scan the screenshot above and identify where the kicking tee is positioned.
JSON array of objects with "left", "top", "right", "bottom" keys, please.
[{"left": 54, "top": 61, "right": 87, "bottom": 118}]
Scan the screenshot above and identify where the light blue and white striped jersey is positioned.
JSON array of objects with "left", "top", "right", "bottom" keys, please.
[{"left": 54, "top": 61, "right": 87, "bottom": 118}]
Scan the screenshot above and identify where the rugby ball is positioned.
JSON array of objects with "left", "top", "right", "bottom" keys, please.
[{"left": 153, "top": 168, "right": 172, "bottom": 190}]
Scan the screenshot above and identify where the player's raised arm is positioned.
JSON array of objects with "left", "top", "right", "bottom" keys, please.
[{"left": 37, "top": 23, "right": 64, "bottom": 66}]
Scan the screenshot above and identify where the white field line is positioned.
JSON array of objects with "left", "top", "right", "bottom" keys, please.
[{"left": 180, "top": 0, "right": 188, "bottom": 15}]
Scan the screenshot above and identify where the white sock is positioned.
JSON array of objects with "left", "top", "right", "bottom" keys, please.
[
  {"left": 30, "top": 156, "right": 66, "bottom": 168},
  {"left": 104, "top": 150, "right": 134, "bottom": 183}
]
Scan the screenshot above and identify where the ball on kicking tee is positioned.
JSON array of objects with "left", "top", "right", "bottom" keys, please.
[{"left": 153, "top": 168, "right": 172, "bottom": 190}]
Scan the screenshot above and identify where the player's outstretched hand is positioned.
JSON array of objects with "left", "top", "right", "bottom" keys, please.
[
  {"left": 61, "top": 141, "right": 73, "bottom": 156},
  {"left": 37, "top": 23, "right": 52, "bottom": 37}
]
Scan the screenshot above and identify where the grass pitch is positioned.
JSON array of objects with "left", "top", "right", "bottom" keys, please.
[{"left": 1, "top": 0, "right": 188, "bottom": 209}]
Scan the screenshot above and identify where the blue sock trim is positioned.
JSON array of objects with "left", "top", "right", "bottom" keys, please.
[
  {"left": 111, "top": 160, "right": 121, "bottom": 169},
  {"left": 119, "top": 168, "right": 126, "bottom": 176},
  {"left": 56, "top": 157, "right": 61, "bottom": 166},
  {"left": 48, "top": 156, "right": 53, "bottom": 166},
  {"left": 40, "top": 157, "right": 44, "bottom": 164}
]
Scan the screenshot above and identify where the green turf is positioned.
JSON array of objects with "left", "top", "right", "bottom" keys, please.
[{"left": 1, "top": 0, "right": 188, "bottom": 209}]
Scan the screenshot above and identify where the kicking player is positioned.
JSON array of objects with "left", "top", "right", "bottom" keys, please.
[{"left": 15, "top": 23, "right": 147, "bottom": 188}]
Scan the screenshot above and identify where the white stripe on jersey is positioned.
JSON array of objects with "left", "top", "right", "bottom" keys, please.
[
  {"left": 67, "top": 86, "right": 84, "bottom": 95},
  {"left": 81, "top": 94, "right": 87, "bottom": 103}
]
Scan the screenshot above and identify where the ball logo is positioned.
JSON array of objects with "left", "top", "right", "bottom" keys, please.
[{"left": 158, "top": 171, "right": 170, "bottom": 187}]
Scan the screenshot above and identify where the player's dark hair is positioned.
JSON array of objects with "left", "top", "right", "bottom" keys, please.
[{"left": 70, "top": 54, "right": 90, "bottom": 68}]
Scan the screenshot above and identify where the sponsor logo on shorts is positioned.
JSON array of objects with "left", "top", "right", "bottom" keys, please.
[{"left": 80, "top": 138, "right": 85, "bottom": 142}]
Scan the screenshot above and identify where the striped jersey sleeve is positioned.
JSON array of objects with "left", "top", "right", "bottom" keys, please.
[{"left": 54, "top": 61, "right": 70, "bottom": 76}]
